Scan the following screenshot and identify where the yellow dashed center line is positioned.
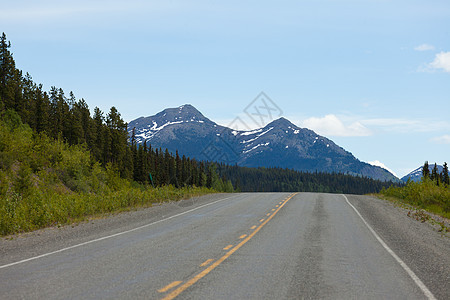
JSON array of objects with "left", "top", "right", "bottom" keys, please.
[
  {"left": 200, "top": 259, "right": 215, "bottom": 267},
  {"left": 250, "top": 225, "right": 257, "bottom": 230},
  {"left": 272, "top": 209, "right": 276, "bottom": 211},
  {"left": 239, "top": 234, "right": 247, "bottom": 239},
  {"left": 160, "top": 193, "right": 297, "bottom": 300},
  {"left": 158, "top": 281, "right": 183, "bottom": 293},
  {"left": 266, "top": 213, "right": 271, "bottom": 216},
  {"left": 259, "top": 218, "right": 265, "bottom": 223},
  {"left": 223, "top": 245, "right": 233, "bottom": 250}
]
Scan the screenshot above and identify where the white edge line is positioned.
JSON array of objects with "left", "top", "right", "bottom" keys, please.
[
  {"left": 0, "top": 194, "right": 240, "bottom": 270},
  {"left": 342, "top": 194, "right": 436, "bottom": 300}
]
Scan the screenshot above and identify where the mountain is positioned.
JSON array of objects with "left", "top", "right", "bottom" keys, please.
[
  {"left": 401, "top": 164, "right": 446, "bottom": 182},
  {"left": 128, "top": 104, "right": 398, "bottom": 181}
]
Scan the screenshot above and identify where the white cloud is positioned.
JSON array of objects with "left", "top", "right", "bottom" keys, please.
[
  {"left": 368, "top": 160, "right": 398, "bottom": 177},
  {"left": 427, "top": 51, "right": 450, "bottom": 72},
  {"left": 301, "top": 114, "right": 371, "bottom": 137},
  {"left": 361, "top": 118, "right": 450, "bottom": 133},
  {"left": 430, "top": 134, "right": 450, "bottom": 144},
  {"left": 414, "top": 44, "right": 435, "bottom": 51}
]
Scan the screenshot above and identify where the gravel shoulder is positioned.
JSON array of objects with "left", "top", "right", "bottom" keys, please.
[
  {"left": 0, "top": 193, "right": 235, "bottom": 266},
  {"left": 347, "top": 194, "right": 450, "bottom": 300}
]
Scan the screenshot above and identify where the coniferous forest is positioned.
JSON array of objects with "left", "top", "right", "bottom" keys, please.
[
  {"left": 216, "top": 164, "right": 398, "bottom": 194},
  {"left": 1, "top": 33, "right": 400, "bottom": 235}
]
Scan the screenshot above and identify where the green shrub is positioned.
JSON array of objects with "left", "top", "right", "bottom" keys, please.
[{"left": 380, "top": 178, "right": 450, "bottom": 217}]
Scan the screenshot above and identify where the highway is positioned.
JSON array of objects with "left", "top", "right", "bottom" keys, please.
[{"left": 0, "top": 193, "right": 449, "bottom": 299}]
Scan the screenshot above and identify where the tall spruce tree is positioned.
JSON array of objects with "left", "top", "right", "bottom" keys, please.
[
  {"left": 0, "top": 32, "right": 16, "bottom": 111},
  {"left": 431, "top": 163, "right": 438, "bottom": 184},
  {"left": 442, "top": 162, "right": 449, "bottom": 186},
  {"left": 422, "top": 161, "right": 430, "bottom": 179}
]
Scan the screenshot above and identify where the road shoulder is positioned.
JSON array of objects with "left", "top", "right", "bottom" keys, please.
[
  {"left": 0, "top": 193, "right": 236, "bottom": 266},
  {"left": 346, "top": 194, "right": 449, "bottom": 300}
]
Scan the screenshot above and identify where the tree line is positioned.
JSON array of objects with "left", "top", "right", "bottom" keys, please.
[{"left": 216, "top": 164, "right": 399, "bottom": 194}]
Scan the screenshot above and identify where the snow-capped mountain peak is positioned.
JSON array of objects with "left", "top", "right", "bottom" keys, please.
[
  {"left": 127, "top": 104, "right": 398, "bottom": 181},
  {"left": 128, "top": 104, "right": 214, "bottom": 142}
]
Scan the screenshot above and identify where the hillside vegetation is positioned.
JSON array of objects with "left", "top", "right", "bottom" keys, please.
[
  {"left": 0, "top": 111, "right": 217, "bottom": 235},
  {"left": 380, "top": 162, "right": 449, "bottom": 219}
]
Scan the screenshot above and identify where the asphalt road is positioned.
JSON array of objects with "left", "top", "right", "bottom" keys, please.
[{"left": 0, "top": 193, "right": 449, "bottom": 299}]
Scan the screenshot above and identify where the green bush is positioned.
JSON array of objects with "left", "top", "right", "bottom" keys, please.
[{"left": 380, "top": 178, "right": 450, "bottom": 217}]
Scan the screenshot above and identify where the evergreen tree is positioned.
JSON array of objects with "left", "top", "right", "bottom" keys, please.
[
  {"left": 422, "top": 161, "right": 430, "bottom": 179},
  {"left": 92, "top": 107, "right": 105, "bottom": 163},
  {"left": 442, "top": 162, "right": 449, "bottom": 186},
  {"left": 76, "top": 98, "right": 91, "bottom": 144},
  {"left": 0, "top": 32, "right": 16, "bottom": 110},
  {"left": 431, "top": 163, "right": 438, "bottom": 184},
  {"left": 67, "top": 91, "right": 84, "bottom": 145},
  {"left": 34, "top": 85, "right": 49, "bottom": 133}
]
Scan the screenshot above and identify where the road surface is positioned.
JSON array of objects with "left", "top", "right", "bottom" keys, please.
[{"left": 0, "top": 193, "right": 449, "bottom": 299}]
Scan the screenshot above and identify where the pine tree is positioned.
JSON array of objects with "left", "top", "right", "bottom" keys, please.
[
  {"left": 67, "top": 91, "right": 84, "bottom": 145},
  {"left": 0, "top": 33, "right": 16, "bottom": 110},
  {"left": 92, "top": 107, "right": 105, "bottom": 163},
  {"left": 77, "top": 99, "right": 92, "bottom": 144},
  {"left": 442, "top": 162, "right": 449, "bottom": 186},
  {"left": 422, "top": 161, "right": 430, "bottom": 179},
  {"left": 34, "top": 85, "right": 49, "bottom": 133},
  {"left": 431, "top": 163, "right": 438, "bottom": 184},
  {"left": 175, "top": 150, "right": 182, "bottom": 187}
]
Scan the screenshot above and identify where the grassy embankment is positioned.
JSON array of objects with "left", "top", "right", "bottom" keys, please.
[
  {"left": 379, "top": 179, "right": 450, "bottom": 231},
  {"left": 0, "top": 112, "right": 215, "bottom": 236}
]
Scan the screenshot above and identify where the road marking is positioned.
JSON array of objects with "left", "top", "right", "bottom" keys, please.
[
  {"left": 266, "top": 213, "right": 271, "bottom": 216},
  {"left": 158, "top": 281, "right": 183, "bottom": 293},
  {"left": 200, "top": 259, "right": 214, "bottom": 267},
  {"left": 250, "top": 225, "right": 257, "bottom": 230},
  {"left": 223, "top": 245, "right": 233, "bottom": 250},
  {"left": 259, "top": 218, "right": 265, "bottom": 222},
  {"left": 276, "top": 205, "right": 279, "bottom": 207},
  {"left": 272, "top": 209, "right": 276, "bottom": 211},
  {"left": 0, "top": 194, "right": 242, "bottom": 270},
  {"left": 342, "top": 195, "right": 436, "bottom": 300},
  {"left": 239, "top": 234, "right": 247, "bottom": 239},
  {"left": 160, "top": 193, "right": 297, "bottom": 300}
]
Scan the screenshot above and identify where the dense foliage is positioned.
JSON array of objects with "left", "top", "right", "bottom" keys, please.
[
  {"left": 217, "top": 164, "right": 399, "bottom": 194},
  {"left": 0, "top": 112, "right": 216, "bottom": 235},
  {"left": 380, "top": 161, "right": 449, "bottom": 218}
]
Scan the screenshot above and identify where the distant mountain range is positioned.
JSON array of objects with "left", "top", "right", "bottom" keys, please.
[
  {"left": 401, "top": 164, "right": 447, "bottom": 182},
  {"left": 128, "top": 104, "right": 398, "bottom": 182}
]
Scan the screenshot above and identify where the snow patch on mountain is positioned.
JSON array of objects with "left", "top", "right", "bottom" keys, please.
[
  {"left": 368, "top": 160, "right": 398, "bottom": 178},
  {"left": 243, "top": 142, "right": 270, "bottom": 154}
]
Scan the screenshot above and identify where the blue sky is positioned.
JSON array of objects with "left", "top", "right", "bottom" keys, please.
[{"left": 1, "top": 0, "right": 449, "bottom": 177}]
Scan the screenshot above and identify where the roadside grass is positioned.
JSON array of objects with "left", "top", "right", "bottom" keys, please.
[
  {"left": 0, "top": 184, "right": 215, "bottom": 236},
  {"left": 377, "top": 179, "right": 450, "bottom": 233}
]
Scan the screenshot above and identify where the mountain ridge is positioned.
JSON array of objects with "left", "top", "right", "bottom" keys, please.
[{"left": 128, "top": 104, "right": 398, "bottom": 182}]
